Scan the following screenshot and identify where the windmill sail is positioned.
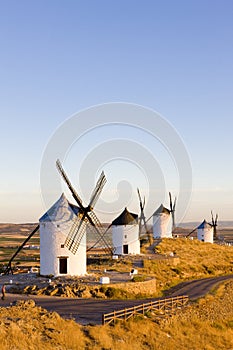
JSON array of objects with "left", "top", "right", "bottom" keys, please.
[
  {"left": 211, "top": 210, "right": 218, "bottom": 239},
  {"left": 87, "top": 223, "right": 112, "bottom": 252},
  {"left": 88, "top": 171, "right": 107, "bottom": 209},
  {"left": 57, "top": 159, "right": 112, "bottom": 255},
  {"left": 65, "top": 215, "right": 86, "bottom": 254},
  {"left": 137, "top": 188, "right": 153, "bottom": 244},
  {"left": 169, "top": 192, "right": 177, "bottom": 231},
  {"left": 87, "top": 210, "right": 112, "bottom": 253},
  {"left": 56, "top": 159, "right": 83, "bottom": 207}
]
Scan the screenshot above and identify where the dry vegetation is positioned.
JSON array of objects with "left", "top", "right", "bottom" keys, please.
[
  {"left": 82, "top": 238, "right": 233, "bottom": 299},
  {"left": 4, "top": 238, "right": 233, "bottom": 300},
  {"left": 142, "top": 238, "right": 233, "bottom": 295},
  {"left": 1, "top": 227, "right": 233, "bottom": 348},
  {"left": 0, "top": 280, "right": 233, "bottom": 349}
]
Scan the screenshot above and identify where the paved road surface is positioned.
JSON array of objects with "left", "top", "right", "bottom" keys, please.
[{"left": 1, "top": 275, "right": 232, "bottom": 325}]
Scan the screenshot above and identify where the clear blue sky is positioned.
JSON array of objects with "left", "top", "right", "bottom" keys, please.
[{"left": 0, "top": 0, "right": 233, "bottom": 223}]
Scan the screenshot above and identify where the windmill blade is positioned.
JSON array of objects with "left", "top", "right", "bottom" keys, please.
[
  {"left": 87, "top": 210, "right": 112, "bottom": 253},
  {"left": 141, "top": 209, "right": 153, "bottom": 244},
  {"left": 137, "top": 189, "right": 144, "bottom": 232},
  {"left": 138, "top": 212, "right": 143, "bottom": 236},
  {"left": 173, "top": 197, "right": 177, "bottom": 211},
  {"left": 214, "top": 214, "right": 218, "bottom": 239},
  {"left": 211, "top": 210, "right": 218, "bottom": 226},
  {"left": 143, "top": 196, "right": 146, "bottom": 210},
  {"left": 86, "top": 222, "right": 112, "bottom": 252},
  {"left": 56, "top": 159, "right": 83, "bottom": 208},
  {"left": 211, "top": 210, "right": 214, "bottom": 224},
  {"left": 172, "top": 211, "right": 176, "bottom": 229},
  {"left": 137, "top": 188, "right": 152, "bottom": 241},
  {"left": 65, "top": 208, "right": 112, "bottom": 254},
  {"left": 137, "top": 188, "right": 143, "bottom": 207},
  {"left": 137, "top": 189, "right": 144, "bottom": 235},
  {"left": 169, "top": 192, "right": 176, "bottom": 230},
  {"left": 169, "top": 192, "right": 173, "bottom": 212},
  {"left": 65, "top": 215, "right": 86, "bottom": 254},
  {"left": 210, "top": 211, "right": 218, "bottom": 239},
  {"left": 88, "top": 171, "right": 107, "bottom": 209},
  {"left": 87, "top": 208, "right": 102, "bottom": 227},
  {"left": 141, "top": 210, "right": 149, "bottom": 235},
  {"left": 215, "top": 214, "right": 218, "bottom": 226}
]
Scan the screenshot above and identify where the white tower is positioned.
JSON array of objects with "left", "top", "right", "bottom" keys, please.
[
  {"left": 39, "top": 193, "right": 86, "bottom": 277},
  {"left": 153, "top": 204, "right": 171, "bottom": 238},
  {"left": 197, "top": 220, "right": 213, "bottom": 243},
  {"left": 112, "top": 208, "right": 140, "bottom": 255}
]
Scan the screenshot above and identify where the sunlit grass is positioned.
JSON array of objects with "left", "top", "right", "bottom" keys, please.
[
  {"left": 142, "top": 238, "right": 233, "bottom": 295},
  {"left": 1, "top": 280, "right": 233, "bottom": 349}
]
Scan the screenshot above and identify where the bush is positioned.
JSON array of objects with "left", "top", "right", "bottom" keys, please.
[{"left": 131, "top": 275, "right": 147, "bottom": 282}]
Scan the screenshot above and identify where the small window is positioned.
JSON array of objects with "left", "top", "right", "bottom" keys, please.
[
  {"left": 61, "top": 244, "right": 65, "bottom": 248},
  {"left": 57, "top": 224, "right": 60, "bottom": 228},
  {"left": 124, "top": 235, "right": 127, "bottom": 239}
]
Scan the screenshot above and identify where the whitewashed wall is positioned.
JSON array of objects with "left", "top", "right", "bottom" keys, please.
[
  {"left": 197, "top": 226, "right": 214, "bottom": 243},
  {"left": 39, "top": 194, "right": 86, "bottom": 277},
  {"left": 112, "top": 224, "right": 140, "bottom": 255},
  {"left": 153, "top": 213, "right": 171, "bottom": 238},
  {"left": 40, "top": 221, "right": 86, "bottom": 277}
]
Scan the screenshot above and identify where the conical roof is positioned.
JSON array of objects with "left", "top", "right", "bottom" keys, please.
[
  {"left": 112, "top": 207, "right": 138, "bottom": 226},
  {"left": 153, "top": 204, "right": 170, "bottom": 216},
  {"left": 197, "top": 220, "right": 212, "bottom": 229},
  {"left": 39, "top": 193, "right": 79, "bottom": 222}
]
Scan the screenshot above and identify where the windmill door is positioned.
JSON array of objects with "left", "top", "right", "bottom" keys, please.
[
  {"left": 59, "top": 257, "right": 68, "bottom": 274},
  {"left": 123, "top": 244, "right": 128, "bottom": 254}
]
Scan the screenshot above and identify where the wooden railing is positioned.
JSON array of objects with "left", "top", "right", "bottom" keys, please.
[{"left": 102, "top": 295, "right": 189, "bottom": 325}]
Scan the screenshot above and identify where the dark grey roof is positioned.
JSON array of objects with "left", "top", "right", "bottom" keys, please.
[
  {"left": 153, "top": 204, "right": 170, "bottom": 216},
  {"left": 112, "top": 207, "right": 138, "bottom": 226}
]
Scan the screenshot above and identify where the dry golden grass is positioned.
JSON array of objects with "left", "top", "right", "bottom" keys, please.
[
  {"left": 0, "top": 300, "right": 86, "bottom": 350},
  {"left": 1, "top": 236, "right": 232, "bottom": 347},
  {"left": 142, "top": 238, "right": 233, "bottom": 295},
  {"left": 1, "top": 280, "right": 233, "bottom": 349},
  {"left": 85, "top": 239, "right": 233, "bottom": 300},
  {"left": 88, "top": 238, "right": 233, "bottom": 299}
]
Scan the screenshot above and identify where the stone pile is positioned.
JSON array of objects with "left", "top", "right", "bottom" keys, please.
[{"left": 23, "top": 282, "right": 92, "bottom": 298}]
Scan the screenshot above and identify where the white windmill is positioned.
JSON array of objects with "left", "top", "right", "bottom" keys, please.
[
  {"left": 111, "top": 208, "right": 140, "bottom": 255},
  {"left": 197, "top": 220, "right": 214, "bottom": 243},
  {"left": 39, "top": 193, "right": 86, "bottom": 276},
  {"left": 3, "top": 160, "right": 111, "bottom": 276},
  {"left": 152, "top": 192, "right": 176, "bottom": 239},
  {"left": 152, "top": 204, "right": 171, "bottom": 239}
]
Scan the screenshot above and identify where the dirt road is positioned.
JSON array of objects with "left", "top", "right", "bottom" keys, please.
[{"left": 1, "top": 274, "right": 233, "bottom": 325}]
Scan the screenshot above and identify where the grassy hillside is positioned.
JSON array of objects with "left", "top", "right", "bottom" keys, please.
[
  {"left": 0, "top": 280, "right": 233, "bottom": 349},
  {"left": 142, "top": 238, "right": 233, "bottom": 295},
  {"left": 84, "top": 238, "right": 233, "bottom": 299}
]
